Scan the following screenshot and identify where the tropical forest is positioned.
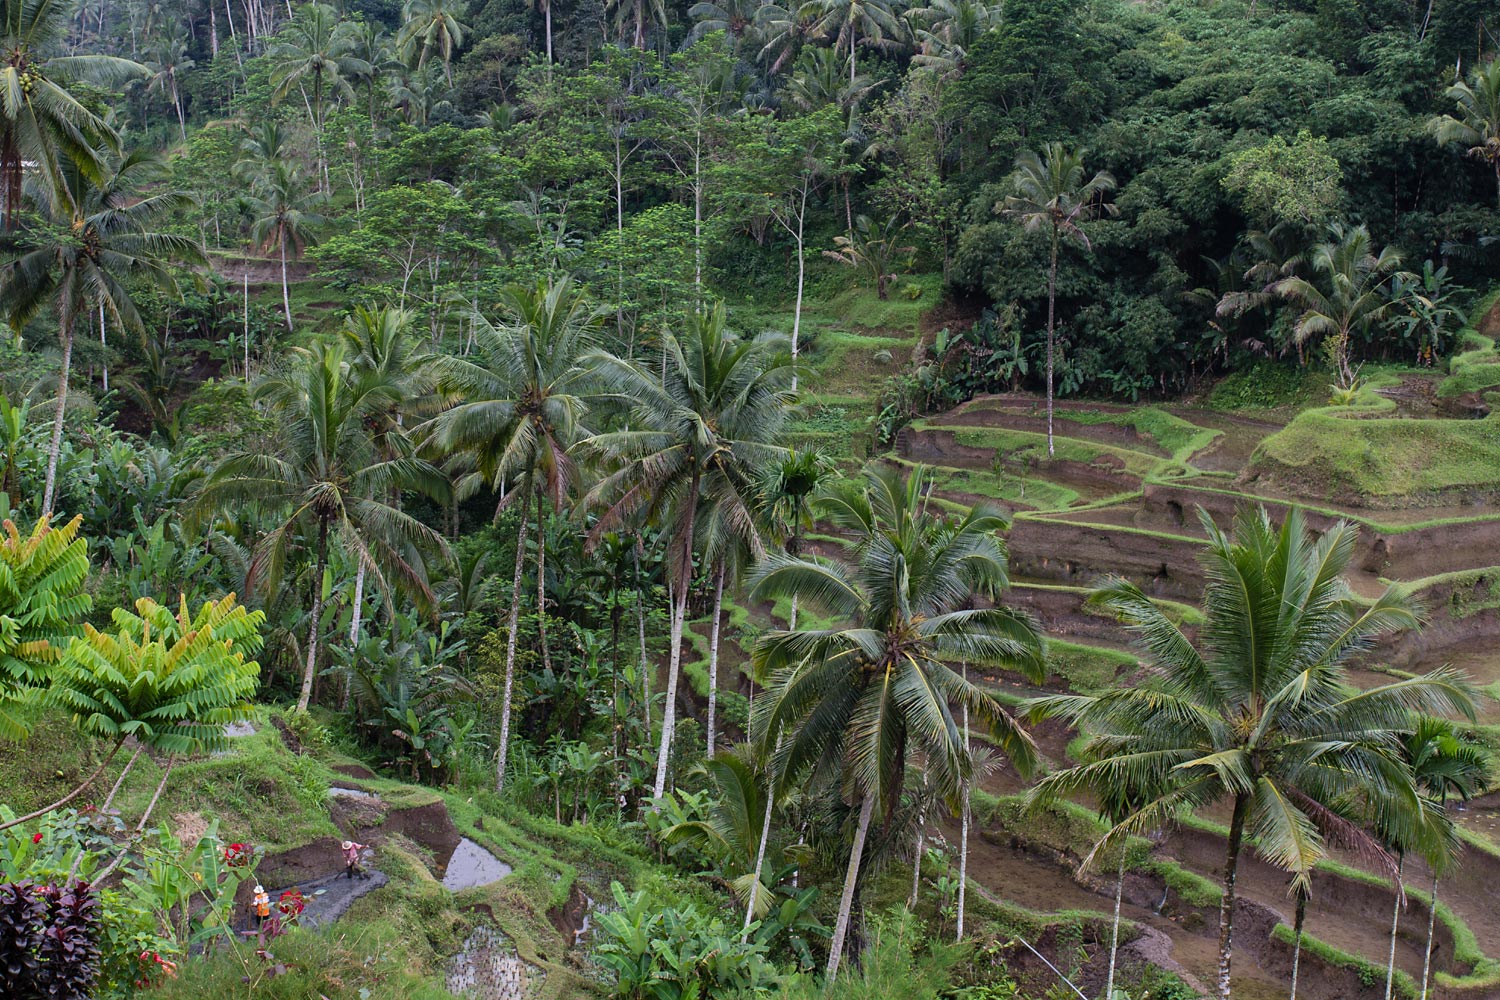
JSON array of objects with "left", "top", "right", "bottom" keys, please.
[{"left": 1, "top": 0, "right": 1500, "bottom": 995}]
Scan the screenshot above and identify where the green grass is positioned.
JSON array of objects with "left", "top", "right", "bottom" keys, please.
[
  {"left": 1438, "top": 289, "right": 1500, "bottom": 399},
  {"left": 911, "top": 422, "right": 1168, "bottom": 478},
  {"left": 886, "top": 455, "right": 1084, "bottom": 512},
  {"left": 1044, "top": 640, "right": 1138, "bottom": 694}
]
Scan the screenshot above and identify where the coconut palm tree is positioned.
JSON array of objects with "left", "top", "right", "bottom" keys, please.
[
  {"left": 584, "top": 303, "right": 796, "bottom": 804},
  {"left": 1028, "top": 506, "right": 1477, "bottom": 1000},
  {"left": 267, "top": 3, "right": 368, "bottom": 185},
  {"left": 338, "top": 305, "right": 434, "bottom": 658},
  {"left": 1274, "top": 222, "right": 1406, "bottom": 390},
  {"left": 343, "top": 19, "right": 399, "bottom": 122},
  {"left": 0, "top": 0, "right": 142, "bottom": 227},
  {"left": 687, "top": 0, "right": 763, "bottom": 47},
  {"left": 1376, "top": 717, "right": 1489, "bottom": 1000},
  {"left": 246, "top": 157, "right": 324, "bottom": 331},
  {"left": 397, "top": 0, "right": 468, "bottom": 83},
  {"left": 754, "top": 1, "right": 817, "bottom": 74},
  {"left": 906, "top": 0, "right": 998, "bottom": 79},
  {"left": 422, "top": 275, "right": 606, "bottom": 792},
  {"left": 1430, "top": 56, "right": 1500, "bottom": 207},
  {"left": 605, "top": 0, "right": 667, "bottom": 48},
  {"left": 197, "top": 341, "right": 451, "bottom": 712},
  {"left": 143, "top": 30, "right": 194, "bottom": 141},
  {"left": 749, "top": 464, "right": 1047, "bottom": 982},
  {"left": 1001, "top": 143, "right": 1116, "bottom": 457},
  {"left": 796, "top": 0, "right": 905, "bottom": 90},
  {"left": 0, "top": 149, "right": 202, "bottom": 514}
]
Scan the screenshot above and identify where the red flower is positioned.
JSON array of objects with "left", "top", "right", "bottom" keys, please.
[{"left": 31, "top": 832, "right": 42, "bottom": 844}]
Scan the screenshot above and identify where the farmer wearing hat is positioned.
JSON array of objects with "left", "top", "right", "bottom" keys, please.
[
  {"left": 342, "top": 839, "right": 366, "bottom": 879},
  {"left": 252, "top": 885, "right": 271, "bottom": 926}
]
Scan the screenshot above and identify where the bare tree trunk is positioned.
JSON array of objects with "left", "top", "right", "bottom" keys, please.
[
  {"left": 827, "top": 793, "right": 876, "bottom": 984},
  {"left": 1290, "top": 886, "right": 1307, "bottom": 1000},
  {"left": 134, "top": 754, "right": 177, "bottom": 832},
  {"left": 1421, "top": 870, "right": 1439, "bottom": 1000},
  {"left": 1385, "top": 857, "right": 1405, "bottom": 1000},
  {"left": 535, "top": 491, "right": 553, "bottom": 677},
  {"left": 1215, "top": 793, "right": 1250, "bottom": 1000},
  {"left": 280, "top": 239, "right": 293, "bottom": 331},
  {"left": 956, "top": 664, "right": 970, "bottom": 940},
  {"left": 1106, "top": 852, "right": 1126, "bottom": 999},
  {"left": 296, "top": 518, "right": 328, "bottom": 712},
  {"left": 43, "top": 297, "right": 75, "bottom": 514},
  {"left": 1045, "top": 225, "right": 1058, "bottom": 458},
  {"left": 98, "top": 303, "right": 108, "bottom": 394},
  {"left": 0, "top": 739, "right": 125, "bottom": 833},
  {"left": 495, "top": 515, "right": 530, "bottom": 793},
  {"left": 100, "top": 746, "right": 144, "bottom": 815},
  {"left": 790, "top": 187, "right": 807, "bottom": 392},
  {"left": 341, "top": 558, "right": 365, "bottom": 711},
  {"left": 651, "top": 479, "right": 699, "bottom": 802},
  {"left": 744, "top": 737, "right": 780, "bottom": 934},
  {"left": 635, "top": 538, "right": 651, "bottom": 734},
  {"left": 706, "top": 560, "right": 724, "bottom": 757}
]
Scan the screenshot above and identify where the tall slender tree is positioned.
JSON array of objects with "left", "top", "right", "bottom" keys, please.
[
  {"left": 1430, "top": 57, "right": 1500, "bottom": 207},
  {"left": 1000, "top": 143, "right": 1115, "bottom": 456},
  {"left": 397, "top": 0, "right": 468, "bottom": 83},
  {"left": 0, "top": 149, "right": 201, "bottom": 514},
  {"left": 246, "top": 157, "right": 324, "bottom": 331},
  {"left": 267, "top": 3, "right": 368, "bottom": 186},
  {"left": 750, "top": 465, "right": 1046, "bottom": 982},
  {"left": 198, "top": 341, "right": 450, "bottom": 712},
  {"left": 423, "top": 275, "right": 605, "bottom": 792},
  {"left": 1029, "top": 507, "right": 1476, "bottom": 1000},
  {"left": 585, "top": 303, "right": 796, "bottom": 804}
]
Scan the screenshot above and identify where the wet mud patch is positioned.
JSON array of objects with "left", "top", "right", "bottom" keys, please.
[
  {"left": 446, "top": 924, "right": 543, "bottom": 1000},
  {"left": 548, "top": 882, "right": 597, "bottom": 948},
  {"left": 441, "top": 837, "right": 514, "bottom": 892}
]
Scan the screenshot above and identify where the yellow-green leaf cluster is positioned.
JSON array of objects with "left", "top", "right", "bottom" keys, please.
[
  {"left": 0, "top": 515, "right": 92, "bottom": 740},
  {"left": 44, "top": 594, "right": 264, "bottom": 755}
]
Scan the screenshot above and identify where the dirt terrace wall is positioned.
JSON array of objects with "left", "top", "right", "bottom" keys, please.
[
  {"left": 897, "top": 428, "right": 1142, "bottom": 497},
  {"left": 1009, "top": 517, "right": 1206, "bottom": 599},
  {"left": 932, "top": 407, "right": 1170, "bottom": 456},
  {"left": 1143, "top": 482, "right": 1500, "bottom": 580}
]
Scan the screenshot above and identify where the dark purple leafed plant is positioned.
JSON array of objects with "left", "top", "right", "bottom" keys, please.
[{"left": 0, "top": 879, "right": 101, "bottom": 1000}]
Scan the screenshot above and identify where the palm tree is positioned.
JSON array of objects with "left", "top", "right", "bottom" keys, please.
[
  {"left": 754, "top": 1, "right": 818, "bottom": 74},
  {"left": 339, "top": 305, "right": 433, "bottom": 660},
  {"left": 687, "top": 0, "right": 762, "bottom": 47},
  {"left": 423, "top": 275, "right": 605, "bottom": 792},
  {"left": 755, "top": 448, "right": 833, "bottom": 633},
  {"left": 585, "top": 303, "right": 796, "bottom": 804},
  {"left": 749, "top": 465, "right": 1047, "bottom": 982},
  {"left": 1028, "top": 506, "right": 1477, "bottom": 1000},
  {"left": 143, "top": 30, "right": 194, "bottom": 141},
  {"left": 246, "top": 157, "right": 324, "bottom": 331},
  {"left": 783, "top": 45, "right": 873, "bottom": 115},
  {"left": 397, "top": 0, "right": 468, "bottom": 84},
  {"left": 1377, "top": 717, "right": 1488, "bottom": 1000},
  {"left": 527, "top": 0, "right": 554, "bottom": 71},
  {"left": 797, "top": 0, "right": 905, "bottom": 90},
  {"left": 343, "top": 18, "right": 398, "bottom": 122},
  {"left": 267, "top": 3, "right": 369, "bottom": 185},
  {"left": 822, "top": 213, "right": 914, "bottom": 299},
  {"left": 233, "top": 119, "right": 290, "bottom": 181},
  {"left": 1274, "top": 222, "right": 1405, "bottom": 389},
  {"left": 605, "top": 0, "right": 666, "bottom": 48},
  {"left": 0, "top": 0, "right": 142, "bottom": 227},
  {"left": 1430, "top": 57, "right": 1500, "bottom": 207},
  {"left": 906, "top": 0, "right": 998, "bottom": 79},
  {"left": 0, "top": 149, "right": 202, "bottom": 514},
  {"left": 197, "top": 341, "right": 451, "bottom": 712},
  {"left": 1001, "top": 143, "right": 1116, "bottom": 457}
]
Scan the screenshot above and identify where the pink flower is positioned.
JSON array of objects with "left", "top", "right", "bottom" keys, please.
[{"left": 31, "top": 833, "right": 42, "bottom": 844}]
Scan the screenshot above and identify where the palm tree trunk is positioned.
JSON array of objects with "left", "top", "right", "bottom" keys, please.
[
  {"left": 706, "top": 560, "right": 724, "bottom": 757},
  {"left": 790, "top": 185, "right": 808, "bottom": 392},
  {"left": 1385, "top": 856, "right": 1405, "bottom": 1000},
  {"left": 172, "top": 78, "right": 186, "bottom": 141},
  {"left": 635, "top": 537, "right": 651, "bottom": 734},
  {"left": 495, "top": 514, "right": 531, "bottom": 793},
  {"left": 1421, "top": 869, "right": 1439, "bottom": 1000},
  {"left": 910, "top": 771, "right": 927, "bottom": 908},
  {"left": 1106, "top": 851, "right": 1126, "bottom": 999},
  {"left": 296, "top": 517, "right": 329, "bottom": 712},
  {"left": 280, "top": 238, "right": 293, "bottom": 331},
  {"left": 957, "top": 665, "right": 970, "bottom": 940},
  {"left": 535, "top": 491, "right": 553, "bottom": 678},
  {"left": 43, "top": 295, "right": 76, "bottom": 514},
  {"left": 1290, "top": 885, "right": 1307, "bottom": 1000},
  {"left": 1045, "top": 223, "right": 1059, "bottom": 458},
  {"left": 745, "top": 738, "right": 780, "bottom": 934},
  {"left": 342, "top": 558, "right": 365, "bottom": 710},
  {"left": 99, "top": 303, "right": 108, "bottom": 394},
  {"left": 544, "top": 0, "right": 553, "bottom": 70},
  {"left": 827, "top": 792, "right": 876, "bottom": 984},
  {"left": 1215, "top": 792, "right": 1250, "bottom": 1000},
  {"left": 651, "top": 477, "right": 699, "bottom": 802}
]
